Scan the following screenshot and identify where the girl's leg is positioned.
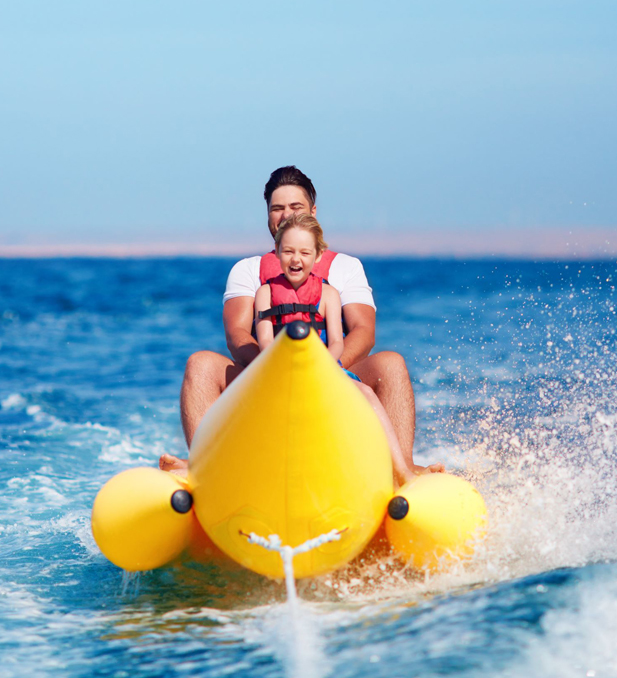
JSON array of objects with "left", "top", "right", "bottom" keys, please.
[{"left": 354, "top": 382, "right": 444, "bottom": 487}]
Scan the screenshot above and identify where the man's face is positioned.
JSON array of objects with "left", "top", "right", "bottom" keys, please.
[{"left": 267, "top": 185, "right": 317, "bottom": 238}]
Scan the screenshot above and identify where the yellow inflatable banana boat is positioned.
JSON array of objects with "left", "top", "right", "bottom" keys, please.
[{"left": 92, "top": 322, "right": 487, "bottom": 578}]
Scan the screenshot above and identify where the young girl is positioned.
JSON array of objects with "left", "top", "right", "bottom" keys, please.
[
  {"left": 254, "top": 213, "right": 439, "bottom": 487},
  {"left": 254, "top": 213, "right": 344, "bottom": 361}
]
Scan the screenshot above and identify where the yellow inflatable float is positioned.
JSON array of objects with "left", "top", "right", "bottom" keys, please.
[{"left": 92, "top": 321, "right": 487, "bottom": 578}]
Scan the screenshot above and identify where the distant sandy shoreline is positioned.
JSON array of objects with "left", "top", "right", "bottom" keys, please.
[{"left": 0, "top": 228, "right": 615, "bottom": 260}]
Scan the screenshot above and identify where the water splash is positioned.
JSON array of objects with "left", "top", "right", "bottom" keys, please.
[
  {"left": 242, "top": 531, "right": 344, "bottom": 678},
  {"left": 121, "top": 571, "right": 142, "bottom": 598}
]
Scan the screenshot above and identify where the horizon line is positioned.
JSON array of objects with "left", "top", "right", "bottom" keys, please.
[{"left": 0, "top": 227, "right": 615, "bottom": 260}]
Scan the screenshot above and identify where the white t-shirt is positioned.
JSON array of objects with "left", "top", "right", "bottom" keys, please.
[{"left": 223, "top": 253, "right": 376, "bottom": 309}]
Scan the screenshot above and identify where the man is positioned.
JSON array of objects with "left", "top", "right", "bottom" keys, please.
[{"left": 160, "top": 166, "right": 443, "bottom": 476}]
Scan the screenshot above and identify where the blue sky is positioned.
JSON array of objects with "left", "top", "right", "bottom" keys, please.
[{"left": 1, "top": 1, "right": 616, "bottom": 256}]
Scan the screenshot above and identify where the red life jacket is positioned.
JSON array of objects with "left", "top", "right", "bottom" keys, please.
[
  {"left": 259, "top": 250, "right": 337, "bottom": 285},
  {"left": 258, "top": 273, "right": 326, "bottom": 336}
]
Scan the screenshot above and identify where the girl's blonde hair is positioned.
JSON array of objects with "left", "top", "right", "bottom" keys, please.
[{"left": 274, "top": 213, "right": 328, "bottom": 255}]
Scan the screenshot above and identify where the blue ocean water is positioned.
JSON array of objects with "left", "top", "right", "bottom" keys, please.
[{"left": 1, "top": 257, "right": 616, "bottom": 678}]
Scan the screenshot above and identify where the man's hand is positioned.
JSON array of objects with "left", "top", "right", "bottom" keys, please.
[{"left": 223, "top": 297, "right": 260, "bottom": 367}]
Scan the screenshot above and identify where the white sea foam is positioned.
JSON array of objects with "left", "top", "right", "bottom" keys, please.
[
  {"left": 99, "top": 438, "right": 146, "bottom": 463},
  {"left": 208, "top": 601, "right": 331, "bottom": 678},
  {"left": 1, "top": 393, "right": 26, "bottom": 410},
  {"left": 5, "top": 474, "right": 68, "bottom": 507},
  {"left": 50, "top": 511, "right": 99, "bottom": 557},
  {"left": 0, "top": 583, "right": 50, "bottom": 620},
  {"left": 20, "top": 403, "right": 67, "bottom": 431},
  {"left": 510, "top": 572, "right": 617, "bottom": 677},
  {"left": 74, "top": 421, "right": 121, "bottom": 434}
]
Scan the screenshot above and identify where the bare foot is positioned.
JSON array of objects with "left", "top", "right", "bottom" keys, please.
[
  {"left": 410, "top": 462, "right": 446, "bottom": 476},
  {"left": 159, "top": 453, "right": 189, "bottom": 478},
  {"left": 396, "top": 462, "right": 445, "bottom": 488}
]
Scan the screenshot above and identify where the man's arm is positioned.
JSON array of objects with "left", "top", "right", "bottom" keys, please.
[
  {"left": 223, "top": 297, "right": 260, "bottom": 367},
  {"left": 340, "top": 303, "right": 376, "bottom": 369}
]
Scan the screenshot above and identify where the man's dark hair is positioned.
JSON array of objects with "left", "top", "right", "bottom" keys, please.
[{"left": 264, "top": 166, "right": 317, "bottom": 208}]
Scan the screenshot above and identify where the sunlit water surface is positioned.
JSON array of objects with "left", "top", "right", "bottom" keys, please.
[{"left": 1, "top": 258, "right": 616, "bottom": 677}]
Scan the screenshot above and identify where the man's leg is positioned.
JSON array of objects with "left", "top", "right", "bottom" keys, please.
[
  {"left": 159, "top": 351, "right": 244, "bottom": 473},
  {"left": 180, "top": 350, "right": 244, "bottom": 446},
  {"left": 350, "top": 351, "right": 416, "bottom": 467}
]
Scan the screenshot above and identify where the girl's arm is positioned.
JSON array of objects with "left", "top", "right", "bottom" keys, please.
[
  {"left": 254, "top": 285, "right": 274, "bottom": 352},
  {"left": 321, "top": 284, "right": 344, "bottom": 362}
]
